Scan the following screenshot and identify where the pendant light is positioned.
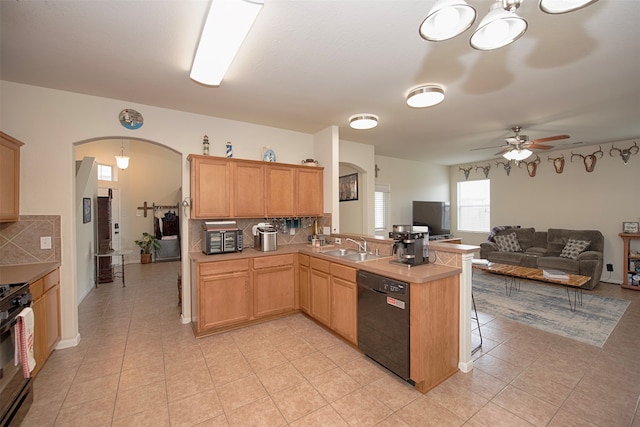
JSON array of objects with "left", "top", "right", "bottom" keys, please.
[
  {"left": 115, "top": 140, "right": 130, "bottom": 170},
  {"left": 470, "top": 1, "right": 527, "bottom": 51},
  {"left": 419, "top": 0, "right": 477, "bottom": 42},
  {"left": 539, "top": 0, "right": 599, "bottom": 14}
]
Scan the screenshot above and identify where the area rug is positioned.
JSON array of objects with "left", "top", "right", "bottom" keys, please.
[{"left": 472, "top": 270, "right": 630, "bottom": 347}]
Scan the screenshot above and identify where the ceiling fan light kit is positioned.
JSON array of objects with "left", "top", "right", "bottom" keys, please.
[
  {"left": 470, "top": 2, "right": 527, "bottom": 50},
  {"left": 406, "top": 85, "right": 445, "bottom": 108},
  {"left": 539, "top": 0, "right": 599, "bottom": 14},
  {"left": 190, "top": 0, "right": 264, "bottom": 86},
  {"left": 419, "top": 0, "right": 477, "bottom": 42},
  {"left": 503, "top": 148, "right": 532, "bottom": 161},
  {"left": 349, "top": 114, "right": 379, "bottom": 130}
]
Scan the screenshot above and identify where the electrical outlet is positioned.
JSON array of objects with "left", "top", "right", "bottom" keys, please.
[
  {"left": 40, "top": 236, "right": 52, "bottom": 250},
  {"left": 606, "top": 263, "right": 614, "bottom": 272},
  {"left": 334, "top": 237, "right": 341, "bottom": 245}
]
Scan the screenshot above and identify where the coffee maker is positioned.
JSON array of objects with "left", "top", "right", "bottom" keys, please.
[{"left": 389, "top": 225, "right": 429, "bottom": 266}]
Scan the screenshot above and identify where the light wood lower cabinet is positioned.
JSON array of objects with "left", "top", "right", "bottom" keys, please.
[
  {"left": 309, "top": 257, "right": 331, "bottom": 327},
  {"left": 253, "top": 254, "right": 295, "bottom": 318},
  {"left": 330, "top": 263, "right": 357, "bottom": 345},
  {"left": 298, "top": 254, "right": 310, "bottom": 314},
  {"left": 29, "top": 268, "right": 60, "bottom": 377}
]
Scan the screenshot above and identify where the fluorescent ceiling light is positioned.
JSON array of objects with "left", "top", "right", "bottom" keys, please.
[
  {"left": 470, "top": 2, "right": 527, "bottom": 51},
  {"left": 115, "top": 141, "right": 130, "bottom": 170},
  {"left": 349, "top": 114, "right": 379, "bottom": 130},
  {"left": 190, "top": 0, "right": 264, "bottom": 86},
  {"left": 539, "top": 0, "right": 599, "bottom": 14},
  {"left": 503, "top": 148, "right": 532, "bottom": 161},
  {"left": 407, "top": 85, "right": 445, "bottom": 108},
  {"left": 419, "top": 0, "right": 477, "bottom": 42}
]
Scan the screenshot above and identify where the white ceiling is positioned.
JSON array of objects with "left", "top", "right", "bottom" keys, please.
[{"left": 2, "top": 0, "right": 639, "bottom": 165}]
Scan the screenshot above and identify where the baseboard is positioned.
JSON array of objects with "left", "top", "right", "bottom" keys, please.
[
  {"left": 180, "top": 314, "right": 190, "bottom": 324},
  {"left": 56, "top": 333, "right": 81, "bottom": 350},
  {"left": 458, "top": 360, "right": 473, "bottom": 373}
]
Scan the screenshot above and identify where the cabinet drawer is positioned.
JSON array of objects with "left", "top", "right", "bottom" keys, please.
[
  {"left": 253, "top": 254, "right": 294, "bottom": 269},
  {"left": 310, "top": 257, "right": 330, "bottom": 273},
  {"left": 30, "top": 278, "right": 44, "bottom": 300},
  {"left": 330, "top": 263, "right": 356, "bottom": 282},
  {"left": 199, "top": 259, "right": 249, "bottom": 276},
  {"left": 44, "top": 268, "right": 60, "bottom": 291},
  {"left": 298, "top": 254, "right": 310, "bottom": 267}
]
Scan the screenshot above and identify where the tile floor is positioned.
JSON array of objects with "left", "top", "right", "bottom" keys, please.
[{"left": 21, "top": 261, "right": 640, "bottom": 426}]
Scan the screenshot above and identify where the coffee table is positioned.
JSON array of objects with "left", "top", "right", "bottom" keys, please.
[{"left": 472, "top": 261, "right": 591, "bottom": 312}]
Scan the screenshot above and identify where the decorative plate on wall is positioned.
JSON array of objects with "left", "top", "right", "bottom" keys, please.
[
  {"left": 263, "top": 148, "right": 276, "bottom": 162},
  {"left": 119, "top": 109, "right": 144, "bottom": 130}
]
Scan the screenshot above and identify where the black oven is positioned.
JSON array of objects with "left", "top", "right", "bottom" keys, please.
[{"left": 0, "top": 282, "right": 34, "bottom": 427}]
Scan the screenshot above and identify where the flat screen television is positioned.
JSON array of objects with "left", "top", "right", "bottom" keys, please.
[{"left": 412, "top": 201, "right": 451, "bottom": 238}]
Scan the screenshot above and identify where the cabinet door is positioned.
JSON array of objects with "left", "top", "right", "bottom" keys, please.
[
  {"left": 31, "top": 289, "right": 46, "bottom": 376},
  {"left": 266, "top": 165, "right": 295, "bottom": 216},
  {"left": 234, "top": 161, "right": 265, "bottom": 217},
  {"left": 0, "top": 132, "right": 23, "bottom": 222},
  {"left": 298, "top": 255, "right": 310, "bottom": 314},
  {"left": 190, "top": 156, "right": 231, "bottom": 218},
  {"left": 199, "top": 271, "right": 251, "bottom": 330},
  {"left": 331, "top": 263, "right": 357, "bottom": 344},
  {"left": 297, "top": 167, "right": 323, "bottom": 216},
  {"left": 310, "top": 258, "right": 331, "bottom": 326},
  {"left": 253, "top": 257, "right": 295, "bottom": 318},
  {"left": 45, "top": 283, "right": 61, "bottom": 355}
]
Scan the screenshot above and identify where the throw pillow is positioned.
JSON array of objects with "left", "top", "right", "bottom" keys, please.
[
  {"left": 560, "top": 239, "right": 591, "bottom": 259},
  {"left": 494, "top": 232, "right": 522, "bottom": 252}
]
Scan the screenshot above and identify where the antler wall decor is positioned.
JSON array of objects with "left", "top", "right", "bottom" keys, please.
[
  {"left": 459, "top": 166, "right": 472, "bottom": 180},
  {"left": 495, "top": 160, "right": 512, "bottom": 176},
  {"left": 519, "top": 155, "right": 541, "bottom": 177},
  {"left": 571, "top": 145, "right": 603, "bottom": 172},
  {"left": 609, "top": 141, "right": 638, "bottom": 165},
  {"left": 475, "top": 164, "right": 491, "bottom": 178},
  {"left": 547, "top": 154, "right": 565, "bottom": 174}
]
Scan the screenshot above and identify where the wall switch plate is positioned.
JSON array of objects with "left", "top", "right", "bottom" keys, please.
[
  {"left": 40, "top": 236, "right": 52, "bottom": 249},
  {"left": 289, "top": 227, "right": 295, "bottom": 235}
]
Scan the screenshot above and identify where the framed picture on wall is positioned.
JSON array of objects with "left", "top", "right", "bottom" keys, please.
[
  {"left": 339, "top": 173, "right": 358, "bottom": 202},
  {"left": 83, "top": 198, "right": 91, "bottom": 223},
  {"left": 623, "top": 222, "right": 639, "bottom": 233}
]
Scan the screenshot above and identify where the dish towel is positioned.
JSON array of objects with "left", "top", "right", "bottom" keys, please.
[{"left": 14, "top": 307, "right": 36, "bottom": 378}]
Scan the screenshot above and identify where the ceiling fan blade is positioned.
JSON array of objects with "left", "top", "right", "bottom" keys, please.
[
  {"left": 495, "top": 147, "right": 512, "bottom": 156},
  {"left": 530, "top": 134, "right": 570, "bottom": 144},
  {"left": 470, "top": 144, "right": 505, "bottom": 151},
  {"left": 527, "top": 143, "right": 553, "bottom": 150}
]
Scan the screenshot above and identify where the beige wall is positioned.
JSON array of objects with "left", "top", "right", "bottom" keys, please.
[{"left": 450, "top": 146, "right": 640, "bottom": 284}]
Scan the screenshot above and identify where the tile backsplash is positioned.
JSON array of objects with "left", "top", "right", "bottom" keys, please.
[{"left": 0, "top": 215, "right": 61, "bottom": 265}]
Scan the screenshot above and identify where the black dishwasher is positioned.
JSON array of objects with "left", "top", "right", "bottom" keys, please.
[{"left": 357, "top": 270, "right": 410, "bottom": 380}]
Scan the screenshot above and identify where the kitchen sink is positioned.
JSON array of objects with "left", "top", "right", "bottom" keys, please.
[{"left": 320, "top": 248, "right": 388, "bottom": 262}]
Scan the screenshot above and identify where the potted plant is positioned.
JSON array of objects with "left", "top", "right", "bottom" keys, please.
[{"left": 135, "top": 232, "right": 160, "bottom": 264}]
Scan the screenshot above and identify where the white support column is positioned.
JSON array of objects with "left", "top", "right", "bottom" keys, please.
[{"left": 458, "top": 252, "right": 474, "bottom": 372}]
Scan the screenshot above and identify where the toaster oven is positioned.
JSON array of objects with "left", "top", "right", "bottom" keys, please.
[{"left": 202, "top": 229, "right": 243, "bottom": 254}]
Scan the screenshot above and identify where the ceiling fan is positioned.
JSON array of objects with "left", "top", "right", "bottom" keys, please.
[{"left": 471, "top": 126, "right": 570, "bottom": 156}]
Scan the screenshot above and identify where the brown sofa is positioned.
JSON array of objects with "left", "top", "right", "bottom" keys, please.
[{"left": 479, "top": 227, "right": 604, "bottom": 290}]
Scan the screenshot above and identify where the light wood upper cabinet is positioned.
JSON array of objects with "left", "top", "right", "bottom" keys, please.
[
  {"left": 266, "top": 164, "right": 296, "bottom": 216},
  {"left": 189, "top": 155, "right": 231, "bottom": 218},
  {"left": 0, "top": 131, "right": 24, "bottom": 222},
  {"left": 189, "top": 155, "right": 322, "bottom": 219},
  {"left": 297, "top": 167, "right": 323, "bottom": 216}
]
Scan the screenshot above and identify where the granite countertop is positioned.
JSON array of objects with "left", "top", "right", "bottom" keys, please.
[
  {"left": 0, "top": 262, "right": 61, "bottom": 285},
  {"left": 190, "top": 243, "right": 465, "bottom": 284}
]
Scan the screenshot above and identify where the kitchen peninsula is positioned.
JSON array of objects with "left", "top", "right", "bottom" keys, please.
[{"left": 190, "top": 239, "right": 478, "bottom": 393}]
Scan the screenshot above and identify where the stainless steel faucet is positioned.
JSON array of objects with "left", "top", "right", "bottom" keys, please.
[{"left": 346, "top": 237, "right": 367, "bottom": 253}]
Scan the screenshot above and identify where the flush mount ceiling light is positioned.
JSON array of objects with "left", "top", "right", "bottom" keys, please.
[
  {"left": 470, "top": 1, "right": 527, "bottom": 51},
  {"left": 115, "top": 141, "right": 130, "bottom": 170},
  {"left": 419, "top": 0, "right": 477, "bottom": 42},
  {"left": 539, "top": 0, "right": 599, "bottom": 14},
  {"left": 406, "top": 85, "right": 445, "bottom": 108},
  {"left": 503, "top": 148, "right": 532, "bottom": 161},
  {"left": 190, "top": 0, "right": 264, "bottom": 86},
  {"left": 349, "top": 114, "right": 379, "bottom": 130}
]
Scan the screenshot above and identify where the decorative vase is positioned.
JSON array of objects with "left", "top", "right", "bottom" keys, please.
[{"left": 140, "top": 253, "right": 152, "bottom": 264}]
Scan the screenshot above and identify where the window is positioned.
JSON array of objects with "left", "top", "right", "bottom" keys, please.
[
  {"left": 97, "top": 164, "right": 113, "bottom": 181},
  {"left": 457, "top": 179, "right": 490, "bottom": 233},
  {"left": 374, "top": 184, "right": 390, "bottom": 235}
]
